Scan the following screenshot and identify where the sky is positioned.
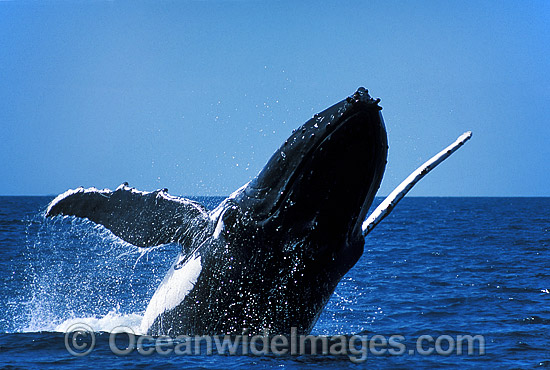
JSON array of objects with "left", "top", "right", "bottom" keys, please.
[{"left": 0, "top": 1, "right": 549, "bottom": 197}]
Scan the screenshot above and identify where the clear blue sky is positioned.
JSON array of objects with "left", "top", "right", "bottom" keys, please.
[{"left": 1, "top": 1, "right": 548, "bottom": 196}]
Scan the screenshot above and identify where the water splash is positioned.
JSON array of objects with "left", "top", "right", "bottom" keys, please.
[
  {"left": 55, "top": 308, "right": 144, "bottom": 334},
  {"left": 19, "top": 214, "right": 177, "bottom": 333}
]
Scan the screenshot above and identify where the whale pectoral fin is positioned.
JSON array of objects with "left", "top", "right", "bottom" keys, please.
[
  {"left": 45, "top": 184, "right": 210, "bottom": 249},
  {"left": 362, "top": 131, "right": 472, "bottom": 237}
]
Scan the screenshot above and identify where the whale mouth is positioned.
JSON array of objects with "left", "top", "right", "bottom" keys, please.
[
  {"left": 234, "top": 89, "right": 387, "bottom": 243},
  {"left": 271, "top": 108, "right": 387, "bottom": 240}
]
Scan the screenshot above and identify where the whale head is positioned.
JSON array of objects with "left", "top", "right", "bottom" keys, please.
[{"left": 227, "top": 87, "right": 388, "bottom": 273}]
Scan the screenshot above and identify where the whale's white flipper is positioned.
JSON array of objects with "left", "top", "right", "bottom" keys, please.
[{"left": 362, "top": 131, "right": 472, "bottom": 237}]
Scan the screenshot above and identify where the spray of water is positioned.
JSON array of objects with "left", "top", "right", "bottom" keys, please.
[{"left": 20, "top": 214, "right": 178, "bottom": 333}]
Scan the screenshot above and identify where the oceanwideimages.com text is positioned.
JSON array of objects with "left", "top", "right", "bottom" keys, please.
[{"left": 65, "top": 324, "right": 485, "bottom": 363}]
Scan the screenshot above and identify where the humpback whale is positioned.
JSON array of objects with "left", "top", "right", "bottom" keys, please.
[{"left": 46, "top": 88, "right": 471, "bottom": 336}]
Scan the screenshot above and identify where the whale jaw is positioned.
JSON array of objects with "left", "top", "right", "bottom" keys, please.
[{"left": 233, "top": 88, "right": 387, "bottom": 256}]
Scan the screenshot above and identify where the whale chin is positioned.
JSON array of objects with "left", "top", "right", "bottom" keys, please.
[
  {"left": 273, "top": 107, "right": 387, "bottom": 242},
  {"left": 234, "top": 87, "right": 387, "bottom": 245}
]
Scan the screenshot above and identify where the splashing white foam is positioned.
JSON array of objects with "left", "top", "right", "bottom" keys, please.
[{"left": 54, "top": 309, "right": 144, "bottom": 334}]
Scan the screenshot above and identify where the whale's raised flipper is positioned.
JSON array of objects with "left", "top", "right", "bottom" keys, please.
[
  {"left": 45, "top": 184, "right": 210, "bottom": 250},
  {"left": 362, "top": 131, "right": 472, "bottom": 237}
]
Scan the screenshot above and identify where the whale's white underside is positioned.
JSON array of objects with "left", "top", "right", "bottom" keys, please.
[{"left": 140, "top": 254, "right": 202, "bottom": 334}]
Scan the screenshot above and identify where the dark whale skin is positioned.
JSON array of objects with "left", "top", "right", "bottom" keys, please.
[{"left": 46, "top": 88, "right": 388, "bottom": 335}]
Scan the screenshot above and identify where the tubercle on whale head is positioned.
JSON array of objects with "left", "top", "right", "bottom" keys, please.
[{"left": 229, "top": 87, "right": 388, "bottom": 252}]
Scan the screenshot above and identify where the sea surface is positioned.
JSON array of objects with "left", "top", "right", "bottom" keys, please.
[{"left": 0, "top": 196, "right": 549, "bottom": 369}]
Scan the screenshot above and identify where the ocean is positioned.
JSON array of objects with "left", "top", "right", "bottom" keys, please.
[{"left": 0, "top": 196, "right": 549, "bottom": 369}]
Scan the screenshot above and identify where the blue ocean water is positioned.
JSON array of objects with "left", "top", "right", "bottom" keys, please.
[{"left": 0, "top": 196, "right": 549, "bottom": 369}]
